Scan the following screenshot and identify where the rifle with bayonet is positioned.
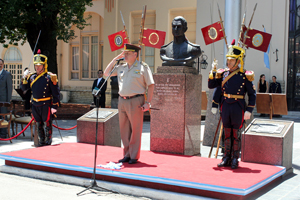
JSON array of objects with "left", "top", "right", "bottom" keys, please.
[
  {"left": 120, "top": 11, "right": 130, "bottom": 43},
  {"left": 138, "top": 5, "right": 147, "bottom": 48},
  {"left": 217, "top": 3, "right": 228, "bottom": 50}
]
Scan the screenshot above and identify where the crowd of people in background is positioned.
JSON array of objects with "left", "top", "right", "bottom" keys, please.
[{"left": 257, "top": 74, "right": 282, "bottom": 94}]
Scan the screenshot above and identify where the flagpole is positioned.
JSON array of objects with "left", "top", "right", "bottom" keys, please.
[{"left": 210, "top": 3, "right": 216, "bottom": 59}]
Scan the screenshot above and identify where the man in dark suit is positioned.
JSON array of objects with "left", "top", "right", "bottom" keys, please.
[
  {"left": 269, "top": 76, "right": 282, "bottom": 93},
  {"left": 92, "top": 70, "right": 107, "bottom": 108},
  {"left": 0, "top": 58, "right": 13, "bottom": 138}
]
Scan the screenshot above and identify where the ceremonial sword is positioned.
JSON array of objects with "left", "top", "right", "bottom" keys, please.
[{"left": 53, "top": 114, "right": 63, "bottom": 141}]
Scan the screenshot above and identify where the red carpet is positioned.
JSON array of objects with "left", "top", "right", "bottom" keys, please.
[{"left": 0, "top": 143, "right": 285, "bottom": 199}]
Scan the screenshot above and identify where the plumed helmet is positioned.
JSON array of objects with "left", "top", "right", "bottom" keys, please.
[
  {"left": 33, "top": 49, "right": 48, "bottom": 72},
  {"left": 226, "top": 39, "right": 245, "bottom": 72}
]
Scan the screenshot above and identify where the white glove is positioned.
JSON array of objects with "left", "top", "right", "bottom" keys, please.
[
  {"left": 51, "top": 108, "right": 57, "bottom": 115},
  {"left": 244, "top": 111, "right": 251, "bottom": 120},
  {"left": 211, "top": 107, "right": 217, "bottom": 115},
  {"left": 141, "top": 103, "right": 151, "bottom": 112},
  {"left": 211, "top": 59, "right": 218, "bottom": 70},
  {"left": 23, "top": 69, "right": 31, "bottom": 78}
]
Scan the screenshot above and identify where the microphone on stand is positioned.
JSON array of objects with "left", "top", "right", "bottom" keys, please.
[{"left": 116, "top": 58, "right": 124, "bottom": 65}]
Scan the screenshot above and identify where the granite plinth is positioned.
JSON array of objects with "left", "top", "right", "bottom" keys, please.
[
  {"left": 242, "top": 118, "right": 294, "bottom": 174},
  {"left": 150, "top": 66, "right": 202, "bottom": 155},
  {"left": 203, "top": 89, "right": 221, "bottom": 147},
  {"left": 77, "top": 108, "right": 121, "bottom": 147},
  {"left": 157, "top": 66, "right": 198, "bottom": 74}
]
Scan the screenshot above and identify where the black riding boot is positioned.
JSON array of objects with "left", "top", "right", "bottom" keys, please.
[
  {"left": 218, "top": 128, "right": 232, "bottom": 167},
  {"left": 37, "top": 122, "right": 45, "bottom": 147},
  {"left": 231, "top": 129, "right": 241, "bottom": 169},
  {"left": 45, "top": 120, "right": 53, "bottom": 145}
]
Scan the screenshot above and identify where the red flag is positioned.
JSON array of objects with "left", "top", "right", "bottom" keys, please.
[
  {"left": 201, "top": 22, "right": 225, "bottom": 45},
  {"left": 142, "top": 28, "right": 166, "bottom": 49},
  {"left": 244, "top": 28, "right": 272, "bottom": 52},
  {"left": 108, "top": 30, "right": 128, "bottom": 51}
]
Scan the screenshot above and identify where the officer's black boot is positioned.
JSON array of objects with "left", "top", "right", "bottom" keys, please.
[
  {"left": 231, "top": 129, "right": 241, "bottom": 169},
  {"left": 221, "top": 128, "right": 225, "bottom": 153},
  {"left": 218, "top": 128, "right": 232, "bottom": 167},
  {"left": 45, "top": 120, "right": 53, "bottom": 145},
  {"left": 37, "top": 122, "right": 45, "bottom": 147}
]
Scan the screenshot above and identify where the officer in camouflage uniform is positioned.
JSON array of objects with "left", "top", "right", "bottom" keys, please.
[
  {"left": 208, "top": 40, "right": 256, "bottom": 169},
  {"left": 22, "top": 50, "right": 60, "bottom": 147}
]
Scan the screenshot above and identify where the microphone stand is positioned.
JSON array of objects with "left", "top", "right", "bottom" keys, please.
[{"left": 77, "top": 62, "right": 119, "bottom": 196}]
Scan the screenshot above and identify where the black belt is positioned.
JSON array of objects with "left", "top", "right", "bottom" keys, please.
[{"left": 120, "top": 94, "right": 144, "bottom": 100}]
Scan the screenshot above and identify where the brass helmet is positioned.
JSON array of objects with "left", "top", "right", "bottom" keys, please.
[
  {"left": 226, "top": 39, "right": 245, "bottom": 72},
  {"left": 33, "top": 49, "right": 48, "bottom": 72}
]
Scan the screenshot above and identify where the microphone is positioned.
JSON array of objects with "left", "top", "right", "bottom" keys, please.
[
  {"left": 116, "top": 58, "right": 124, "bottom": 62},
  {"left": 116, "top": 58, "right": 124, "bottom": 65}
]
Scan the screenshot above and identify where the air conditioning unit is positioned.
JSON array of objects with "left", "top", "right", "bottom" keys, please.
[{"left": 60, "top": 91, "right": 70, "bottom": 103}]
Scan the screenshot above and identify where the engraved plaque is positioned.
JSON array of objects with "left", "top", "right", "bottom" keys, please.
[
  {"left": 85, "top": 110, "right": 113, "bottom": 119},
  {"left": 250, "top": 123, "right": 285, "bottom": 134}
]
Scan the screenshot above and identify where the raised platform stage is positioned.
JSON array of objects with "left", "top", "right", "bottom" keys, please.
[{"left": 0, "top": 143, "right": 285, "bottom": 200}]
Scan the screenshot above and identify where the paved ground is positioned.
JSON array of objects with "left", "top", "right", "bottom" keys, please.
[{"left": 0, "top": 112, "right": 300, "bottom": 200}]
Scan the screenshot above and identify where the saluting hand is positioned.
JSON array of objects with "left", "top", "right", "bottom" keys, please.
[
  {"left": 211, "top": 59, "right": 218, "bottom": 70},
  {"left": 116, "top": 52, "right": 125, "bottom": 61}
]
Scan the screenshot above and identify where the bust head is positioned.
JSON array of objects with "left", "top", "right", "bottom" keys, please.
[
  {"left": 172, "top": 16, "right": 188, "bottom": 38},
  {"left": 160, "top": 16, "right": 201, "bottom": 67}
]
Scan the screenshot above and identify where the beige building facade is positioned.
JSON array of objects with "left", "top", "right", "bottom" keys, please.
[{"left": 1, "top": 0, "right": 294, "bottom": 109}]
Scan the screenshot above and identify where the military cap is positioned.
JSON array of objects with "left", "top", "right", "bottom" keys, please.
[{"left": 122, "top": 43, "right": 141, "bottom": 53}]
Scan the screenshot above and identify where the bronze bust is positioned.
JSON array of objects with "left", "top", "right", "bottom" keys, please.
[{"left": 160, "top": 16, "right": 202, "bottom": 67}]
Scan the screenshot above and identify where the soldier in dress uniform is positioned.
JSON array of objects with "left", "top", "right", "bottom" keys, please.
[
  {"left": 208, "top": 40, "right": 256, "bottom": 169},
  {"left": 22, "top": 49, "right": 60, "bottom": 147},
  {"left": 104, "top": 44, "right": 155, "bottom": 164}
]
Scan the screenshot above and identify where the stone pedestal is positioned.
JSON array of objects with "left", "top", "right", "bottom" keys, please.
[
  {"left": 203, "top": 89, "right": 221, "bottom": 147},
  {"left": 150, "top": 66, "right": 202, "bottom": 155},
  {"left": 77, "top": 108, "right": 121, "bottom": 147},
  {"left": 242, "top": 118, "right": 294, "bottom": 174}
]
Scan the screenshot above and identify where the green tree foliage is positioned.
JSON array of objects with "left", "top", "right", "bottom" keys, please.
[{"left": 0, "top": 0, "right": 93, "bottom": 74}]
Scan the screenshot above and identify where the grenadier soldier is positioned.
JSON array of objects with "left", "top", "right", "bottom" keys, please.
[
  {"left": 22, "top": 49, "right": 60, "bottom": 147},
  {"left": 208, "top": 40, "right": 256, "bottom": 169}
]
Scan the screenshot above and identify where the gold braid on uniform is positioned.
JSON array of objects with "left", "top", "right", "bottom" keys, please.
[
  {"left": 141, "top": 61, "right": 149, "bottom": 68},
  {"left": 48, "top": 72, "right": 58, "bottom": 85},
  {"left": 209, "top": 68, "right": 225, "bottom": 80},
  {"left": 245, "top": 70, "right": 255, "bottom": 82},
  {"left": 22, "top": 73, "right": 34, "bottom": 84},
  {"left": 52, "top": 102, "right": 59, "bottom": 107},
  {"left": 215, "top": 68, "right": 227, "bottom": 79}
]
